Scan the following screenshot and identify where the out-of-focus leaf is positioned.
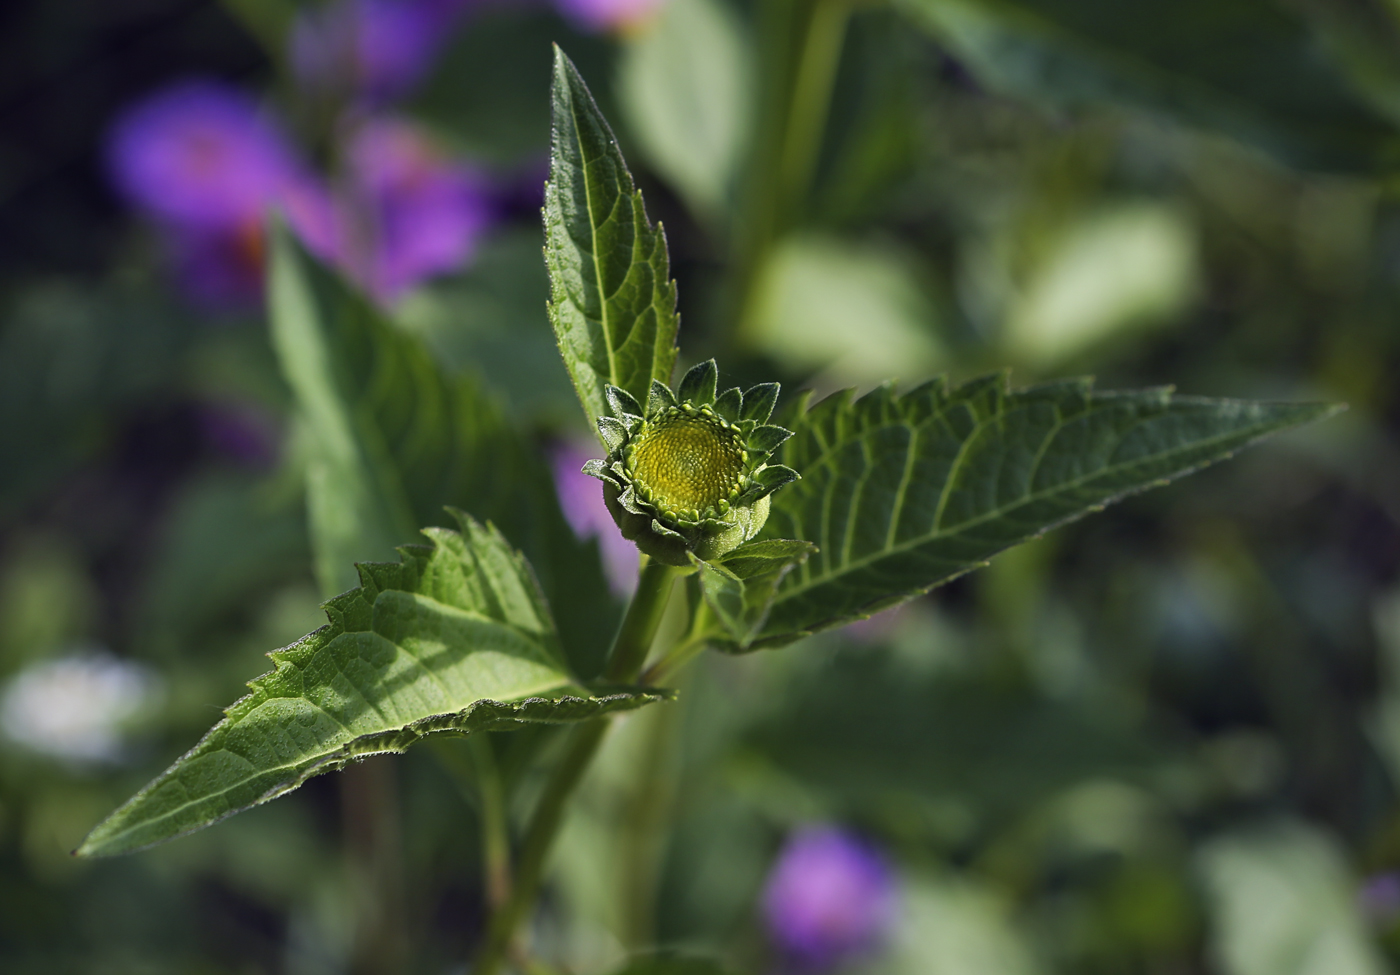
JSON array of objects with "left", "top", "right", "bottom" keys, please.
[
  {"left": 692, "top": 540, "right": 817, "bottom": 649},
  {"left": 750, "top": 374, "right": 1340, "bottom": 649},
  {"left": 0, "top": 280, "right": 190, "bottom": 517},
  {"left": 77, "top": 511, "right": 669, "bottom": 857},
  {"left": 871, "top": 875, "right": 1043, "bottom": 975},
  {"left": 747, "top": 235, "right": 942, "bottom": 383},
  {"left": 268, "top": 226, "right": 618, "bottom": 677},
  {"left": 138, "top": 473, "right": 307, "bottom": 652},
  {"left": 1197, "top": 821, "right": 1387, "bottom": 975},
  {"left": 546, "top": 46, "right": 679, "bottom": 437},
  {"left": 748, "top": 645, "right": 1168, "bottom": 827},
  {"left": 605, "top": 955, "right": 732, "bottom": 975},
  {"left": 395, "top": 227, "right": 576, "bottom": 422},
  {"left": 1002, "top": 202, "right": 1199, "bottom": 367},
  {"left": 413, "top": 10, "right": 611, "bottom": 165},
  {"left": 267, "top": 224, "right": 414, "bottom": 594},
  {"left": 899, "top": 0, "right": 1400, "bottom": 173},
  {"left": 618, "top": 0, "right": 752, "bottom": 224}
]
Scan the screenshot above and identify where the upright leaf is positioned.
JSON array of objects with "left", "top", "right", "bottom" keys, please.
[
  {"left": 268, "top": 226, "right": 618, "bottom": 676},
  {"left": 77, "top": 510, "right": 668, "bottom": 857},
  {"left": 545, "top": 46, "right": 680, "bottom": 436},
  {"left": 268, "top": 224, "right": 417, "bottom": 595},
  {"left": 745, "top": 374, "right": 1340, "bottom": 650}
]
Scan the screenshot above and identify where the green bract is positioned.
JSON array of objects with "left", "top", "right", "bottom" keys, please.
[{"left": 583, "top": 359, "right": 800, "bottom": 565}]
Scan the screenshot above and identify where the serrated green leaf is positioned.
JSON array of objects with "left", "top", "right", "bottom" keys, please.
[
  {"left": 745, "top": 374, "right": 1341, "bottom": 649},
  {"left": 545, "top": 46, "right": 679, "bottom": 438},
  {"left": 898, "top": 0, "right": 1399, "bottom": 173},
  {"left": 268, "top": 226, "right": 619, "bottom": 677},
  {"left": 693, "top": 540, "right": 817, "bottom": 649},
  {"left": 77, "top": 510, "right": 668, "bottom": 857}
]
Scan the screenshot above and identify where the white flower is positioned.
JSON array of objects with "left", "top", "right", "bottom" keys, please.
[{"left": 0, "top": 650, "right": 163, "bottom": 764}]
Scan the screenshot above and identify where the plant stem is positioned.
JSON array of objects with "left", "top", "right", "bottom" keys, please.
[
  {"left": 472, "top": 559, "right": 682, "bottom": 975},
  {"left": 470, "top": 735, "right": 512, "bottom": 910}
]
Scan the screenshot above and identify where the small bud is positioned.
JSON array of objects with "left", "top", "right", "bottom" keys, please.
[{"left": 583, "top": 370, "right": 801, "bottom": 565}]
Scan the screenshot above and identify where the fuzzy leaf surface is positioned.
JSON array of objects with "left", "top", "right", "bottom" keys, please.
[
  {"left": 749, "top": 375, "right": 1340, "bottom": 649},
  {"left": 78, "top": 511, "right": 667, "bottom": 857},
  {"left": 268, "top": 227, "right": 618, "bottom": 677},
  {"left": 693, "top": 540, "right": 818, "bottom": 649},
  {"left": 545, "top": 46, "right": 679, "bottom": 437}
]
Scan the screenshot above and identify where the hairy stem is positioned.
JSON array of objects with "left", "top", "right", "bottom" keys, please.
[{"left": 472, "top": 559, "right": 682, "bottom": 975}]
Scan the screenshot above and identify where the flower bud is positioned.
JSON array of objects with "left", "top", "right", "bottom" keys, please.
[{"left": 582, "top": 360, "right": 800, "bottom": 566}]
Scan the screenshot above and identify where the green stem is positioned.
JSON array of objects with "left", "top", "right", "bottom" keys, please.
[
  {"left": 470, "top": 736, "right": 512, "bottom": 910},
  {"left": 472, "top": 559, "right": 682, "bottom": 975}
]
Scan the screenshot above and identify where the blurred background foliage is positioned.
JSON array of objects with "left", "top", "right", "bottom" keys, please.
[{"left": 2, "top": 0, "right": 1400, "bottom": 972}]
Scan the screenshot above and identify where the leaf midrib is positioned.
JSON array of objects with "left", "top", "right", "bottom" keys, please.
[
  {"left": 772, "top": 408, "right": 1279, "bottom": 606},
  {"left": 94, "top": 674, "right": 576, "bottom": 848},
  {"left": 570, "top": 88, "right": 619, "bottom": 391}
]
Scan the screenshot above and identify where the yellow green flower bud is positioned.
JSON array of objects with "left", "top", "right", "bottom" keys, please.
[{"left": 582, "top": 360, "right": 800, "bottom": 566}]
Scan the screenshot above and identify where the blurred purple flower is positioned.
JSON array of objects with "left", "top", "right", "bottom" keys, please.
[
  {"left": 107, "top": 80, "right": 332, "bottom": 307},
  {"left": 551, "top": 441, "right": 638, "bottom": 597},
  {"left": 291, "top": 0, "right": 465, "bottom": 104},
  {"left": 1361, "top": 872, "right": 1400, "bottom": 924},
  {"left": 555, "top": 0, "right": 667, "bottom": 34},
  {"left": 332, "top": 116, "right": 494, "bottom": 305},
  {"left": 762, "top": 826, "right": 898, "bottom": 971},
  {"left": 198, "top": 401, "right": 282, "bottom": 470},
  {"left": 107, "top": 81, "right": 302, "bottom": 232}
]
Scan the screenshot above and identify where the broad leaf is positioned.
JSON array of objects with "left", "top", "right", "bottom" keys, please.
[
  {"left": 77, "top": 511, "right": 667, "bottom": 857},
  {"left": 692, "top": 540, "right": 817, "bottom": 649},
  {"left": 898, "top": 0, "right": 1399, "bottom": 173},
  {"left": 545, "top": 46, "right": 680, "bottom": 437},
  {"left": 269, "top": 227, "right": 619, "bottom": 677},
  {"left": 745, "top": 374, "right": 1340, "bottom": 649}
]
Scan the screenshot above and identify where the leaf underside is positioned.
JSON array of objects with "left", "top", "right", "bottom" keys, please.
[
  {"left": 743, "top": 373, "right": 1340, "bottom": 650},
  {"left": 693, "top": 540, "right": 818, "bottom": 649},
  {"left": 78, "top": 511, "right": 667, "bottom": 857},
  {"left": 545, "top": 45, "right": 679, "bottom": 438}
]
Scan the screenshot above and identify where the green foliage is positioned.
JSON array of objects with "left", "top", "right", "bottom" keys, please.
[
  {"left": 77, "top": 510, "right": 667, "bottom": 857},
  {"left": 744, "top": 374, "right": 1339, "bottom": 649},
  {"left": 693, "top": 540, "right": 817, "bottom": 649},
  {"left": 605, "top": 955, "right": 732, "bottom": 975},
  {"left": 899, "top": 0, "right": 1399, "bottom": 172},
  {"left": 617, "top": 0, "right": 751, "bottom": 225},
  {"left": 267, "top": 226, "right": 618, "bottom": 676},
  {"left": 545, "top": 46, "right": 680, "bottom": 438}
]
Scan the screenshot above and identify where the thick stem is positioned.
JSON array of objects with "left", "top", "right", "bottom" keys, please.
[{"left": 472, "top": 559, "right": 682, "bottom": 975}]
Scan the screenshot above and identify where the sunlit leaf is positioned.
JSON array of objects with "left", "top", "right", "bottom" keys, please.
[
  {"left": 746, "top": 374, "right": 1340, "bottom": 649},
  {"left": 545, "top": 46, "right": 679, "bottom": 437},
  {"left": 268, "top": 226, "right": 618, "bottom": 677},
  {"left": 77, "top": 510, "right": 667, "bottom": 857}
]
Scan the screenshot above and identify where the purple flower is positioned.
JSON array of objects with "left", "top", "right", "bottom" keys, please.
[
  {"left": 1360, "top": 872, "right": 1400, "bottom": 924},
  {"left": 198, "top": 400, "right": 282, "bottom": 470},
  {"left": 554, "top": 0, "right": 667, "bottom": 34},
  {"left": 107, "top": 81, "right": 303, "bottom": 232},
  {"left": 762, "top": 826, "right": 898, "bottom": 970},
  {"left": 290, "top": 0, "right": 465, "bottom": 104},
  {"left": 106, "top": 80, "right": 331, "bottom": 307},
  {"left": 332, "top": 116, "right": 494, "bottom": 305},
  {"left": 551, "top": 441, "right": 639, "bottom": 597}
]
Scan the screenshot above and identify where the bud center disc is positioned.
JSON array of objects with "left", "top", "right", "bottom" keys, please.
[{"left": 630, "top": 411, "right": 745, "bottom": 513}]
